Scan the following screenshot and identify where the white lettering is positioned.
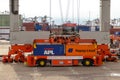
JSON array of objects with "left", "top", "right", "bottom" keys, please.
[{"left": 44, "top": 50, "right": 54, "bottom": 55}]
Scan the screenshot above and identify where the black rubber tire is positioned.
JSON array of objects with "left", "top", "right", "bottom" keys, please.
[
  {"left": 36, "top": 59, "right": 46, "bottom": 67},
  {"left": 14, "top": 60, "right": 18, "bottom": 63},
  {"left": 82, "top": 59, "right": 93, "bottom": 66}
]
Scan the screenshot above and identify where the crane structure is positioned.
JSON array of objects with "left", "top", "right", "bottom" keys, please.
[
  {"left": 9, "top": 0, "right": 110, "bottom": 44},
  {"left": 3, "top": 0, "right": 118, "bottom": 65},
  {"left": 100, "top": 0, "right": 110, "bottom": 31}
]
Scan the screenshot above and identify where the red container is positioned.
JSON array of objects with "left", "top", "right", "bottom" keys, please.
[
  {"left": 23, "top": 22, "right": 35, "bottom": 31},
  {"left": 110, "top": 28, "right": 120, "bottom": 34}
]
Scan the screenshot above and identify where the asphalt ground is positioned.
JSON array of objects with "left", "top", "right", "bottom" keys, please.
[
  {"left": 0, "top": 40, "right": 120, "bottom": 80},
  {"left": 0, "top": 61, "right": 120, "bottom": 80}
]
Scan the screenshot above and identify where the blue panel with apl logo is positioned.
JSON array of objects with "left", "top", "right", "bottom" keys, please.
[{"left": 33, "top": 44, "right": 65, "bottom": 56}]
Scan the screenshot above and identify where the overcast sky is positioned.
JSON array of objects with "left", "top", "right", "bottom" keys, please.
[{"left": 0, "top": 0, "right": 120, "bottom": 24}]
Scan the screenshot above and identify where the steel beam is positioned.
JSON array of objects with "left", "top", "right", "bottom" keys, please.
[
  {"left": 9, "top": 0, "right": 110, "bottom": 44},
  {"left": 10, "top": 31, "right": 110, "bottom": 44},
  {"left": 10, "top": 0, "right": 19, "bottom": 32},
  {"left": 100, "top": 0, "right": 111, "bottom": 31}
]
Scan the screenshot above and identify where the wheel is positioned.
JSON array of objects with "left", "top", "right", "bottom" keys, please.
[
  {"left": 19, "top": 55, "right": 25, "bottom": 63},
  {"left": 37, "top": 59, "right": 46, "bottom": 67},
  {"left": 82, "top": 59, "right": 93, "bottom": 66},
  {"left": 14, "top": 60, "right": 18, "bottom": 63},
  {"left": 2, "top": 59, "right": 8, "bottom": 63}
]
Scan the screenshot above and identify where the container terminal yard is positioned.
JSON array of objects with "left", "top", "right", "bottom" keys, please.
[{"left": 0, "top": 0, "right": 120, "bottom": 80}]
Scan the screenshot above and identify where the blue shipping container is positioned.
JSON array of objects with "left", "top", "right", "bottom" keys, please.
[
  {"left": 95, "top": 26, "right": 99, "bottom": 31},
  {"left": 114, "top": 31, "right": 120, "bottom": 36},
  {"left": 77, "top": 25, "right": 90, "bottom": 31},
  {"left": 34, "top": 44, "right": 64, "bottom": 56},
  {"left": 35, "top": 23, "right": 42, "bottom": 31}
]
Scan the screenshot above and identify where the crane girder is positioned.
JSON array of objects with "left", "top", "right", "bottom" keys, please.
[{"left": 9, "top": 0, "right": 110, "bottom": 44}]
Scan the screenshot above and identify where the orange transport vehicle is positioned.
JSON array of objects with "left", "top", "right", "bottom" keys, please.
[
  {"left": 25, "top": 40, "right": 103, "bottom": 67},
  {"left": 24, "top": 31, "right": 117, "bottom": 67},
  {"left": 2, "top": 44, "right": 33, "bottom": 63},
  {"left": 97, "top": 44, "right": 117, "bottom": 61},
  {"left": 2, "top": 22, "right": 117, "bottom": 67}
]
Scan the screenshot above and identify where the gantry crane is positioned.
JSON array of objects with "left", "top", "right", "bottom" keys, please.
[
  {"left": 2, "top": 0, "right": 117, "bottom": 63},
  {"left": 9, "top": 0, "right": 110, "bottom": 44}
]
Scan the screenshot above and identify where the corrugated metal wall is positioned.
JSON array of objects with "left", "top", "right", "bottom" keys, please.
[
  {"left": 0, "top": 15, "right": 10, "bottom": 27},
  {"left": 0, "top": 14, "right": 22, "bottom": 28},
  {"left": 0, "top": 28, "right": 10, "bottom": 40}
]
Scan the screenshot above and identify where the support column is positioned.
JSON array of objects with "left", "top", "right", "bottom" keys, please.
[
  {"left": 10, "top": 0, "right": 19, "bottom": 32},
  {"left": 100, "top": 0, "right": 110, "bottom": 31}
]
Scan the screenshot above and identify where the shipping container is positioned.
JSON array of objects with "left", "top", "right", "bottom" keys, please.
[
  {"left": 35, "top": 23, "right": 42, "bottom": 31},
  {"left": 34, "top": 44, "right": 64, "bottom": 56},
  {"left": 91, "top": 26, "right": 96, "bottom": 31},
  {"left": 0, "top": 14, "right": 22, "bottom": 27},
  {"left": 65, "top": 44, "right": 96, "bottom": 57},
  {"left": 110, "top": 28, "right": 120, "bottom": 34},
  {"left": 91, "top": 26, "right": 100, "bottom": 31},
  {"left": 0, "top": 15, "right": 10, "bottom": 26},
  {"left": 114, "top": 31, "right": 120, "bottom": 36},
  {"left": 0, "top": 28, "right": 10, "bottom": 33},
  {"left": 77, "top": 25, "right": 90, "bottom": 31},
  {"left": 0, "top": 33, "right": 9, "bottom": 40},
  {"left": 23, "top": 22, "right": 50, "bottom": 31},
  {"left": 95, "top": 26, "right": 99, "bottom": 31},
  {"left": 41, "top": 26, "right": 49, "bottom": 31},
  {"left": 0, "top": 28, "right": 10, "bottom": 40},
  {"left": 23, "top": 22, "right": 35, "bottom": 31}
]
